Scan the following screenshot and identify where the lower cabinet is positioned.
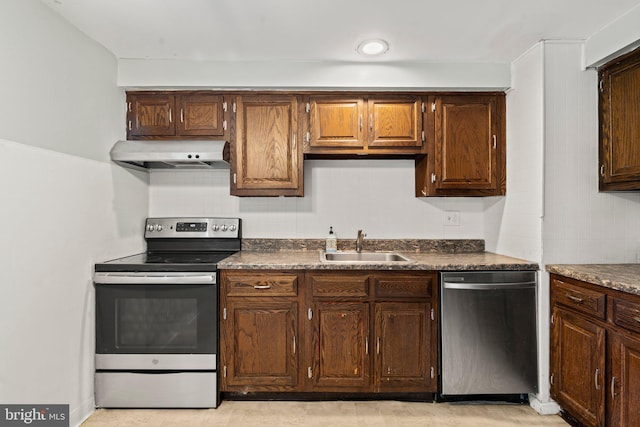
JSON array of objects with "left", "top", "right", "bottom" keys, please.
[
  {"left": 550, "top": 274, "right": 640, "bottom": 427},
  {"left": 220, "top": 269, "right": 437, "bottom": 394}
]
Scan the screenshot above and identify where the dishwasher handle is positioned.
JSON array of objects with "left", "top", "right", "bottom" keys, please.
[{"left": 443, "top": 281, "right": 536, "bottom": 290}]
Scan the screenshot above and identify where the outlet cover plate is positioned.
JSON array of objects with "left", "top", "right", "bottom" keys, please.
[{"left": 444, "top": 211, "right": 460, "bottom": 226}]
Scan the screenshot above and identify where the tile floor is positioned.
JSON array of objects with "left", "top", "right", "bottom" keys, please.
[{"left": 81, "top": 400, "right": 567, "bottom": 426}]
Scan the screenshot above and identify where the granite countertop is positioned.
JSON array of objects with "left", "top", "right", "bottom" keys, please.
[
  {"left": 218, "top": 250, "right": 538, "bottom": 271},
  {"left": 547, "top": 264, "right": 640, "bottom": 296}
]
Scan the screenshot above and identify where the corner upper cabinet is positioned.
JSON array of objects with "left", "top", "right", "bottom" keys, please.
[
  {"left": 126, "top": 92, "right": 227, "bottom": 139},
  {"left": 304, "top": 95, "right": 424, "bottom": 155},
  {"left": 599, "top": 47, "right": 640, "bottom": 191},
  {"left": 415, "top": 94, "right": 505, "bottom": 196},
  {"left": 231, "top": 95, "right": 303, "bottom": 196}
]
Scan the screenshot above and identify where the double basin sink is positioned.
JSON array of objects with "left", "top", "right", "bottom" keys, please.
[{"left": 320, "top": 251, "right": 411, "bottom": 263}]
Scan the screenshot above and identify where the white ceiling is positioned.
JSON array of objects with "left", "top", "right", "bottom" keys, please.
[{"left": 41, "top": 0, "right": 640, "bottom": 63}]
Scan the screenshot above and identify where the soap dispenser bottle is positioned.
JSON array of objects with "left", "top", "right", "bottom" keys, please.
[{"left": 326, "top": 226, "right": 337, "bottom": 253}]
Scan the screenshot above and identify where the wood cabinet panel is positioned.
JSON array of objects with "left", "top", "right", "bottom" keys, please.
[
  {"left": 177, "top": 94, "right": 225, "bottom": 136},
  {"left": 233, "top": 95, "right": 302, "bottom": 196},
  {"left": 599, "top": 47, "right": 640, "bottom": 191},
  {"left": 416, "top": 94, "right": 505, "bottom": 197},
  {"left": 367, "top": 98, "right": 422, "bottom": 148},
  {"left": 609, "top": 333, "right": 640, "bottom": 427},
  {"left": 310, "top": 302, "right": 370, "bottom": 389},
  {"left": 551, "top": 306, "right": 606, "bottom": 427},
  {"left": 128, "top": 94, "right": 175, "bottom": 137},
  {"left": 308, "top": 97, "right": 365, "bottom": 148},
  {"left": 612, "top": 297, "right": 640, "bottom": 335},
  {"left": 374, "top": 302, "right": 432, "bottom": 391},
  {"left": 222, "top": 300, "right": 298, "bottom": 388}
]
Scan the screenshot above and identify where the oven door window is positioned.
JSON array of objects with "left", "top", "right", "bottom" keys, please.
[{"left": 95, "top": 284, "right": 216, "bottom": 354}]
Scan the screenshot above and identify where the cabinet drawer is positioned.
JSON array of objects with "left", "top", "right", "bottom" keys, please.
[
  {"left": 613, "top": 298, "right": 640, "bottom": 334},
  {"left": 553, "top": 279, "right": 606, "bottom": 319},
  {"left": 374, "top": 276, "right": 433, "bottom": 298},
  {"left": 225, "top": 273, "right": 298, "bottom": 297},
  {"left": 309, "top": 275, "right": 369, "bottom": 298}
]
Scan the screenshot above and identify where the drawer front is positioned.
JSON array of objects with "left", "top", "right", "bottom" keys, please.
[
  {"left": 553, "top": 278, "right": 606, "bottom": 319},
  {"left": 225, "top": 273, "right": 298, "bottom": 297},
  {"left": 613, "top": 298, "right": 640, "bottom": 334},
  {"left": 309, "top": 275, "right": 369, "bottom": 298},
  {"left": 374, "top": 276, "right": 433, "bottom": 298}
]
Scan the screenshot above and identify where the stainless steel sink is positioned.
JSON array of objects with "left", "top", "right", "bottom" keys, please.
[{"left": 320, "top": 251, "right": 411, "bottom": 262}]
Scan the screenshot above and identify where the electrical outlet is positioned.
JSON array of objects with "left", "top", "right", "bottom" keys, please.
[{"left": 444, "top": 211, "right": 460, "bottom": 226}]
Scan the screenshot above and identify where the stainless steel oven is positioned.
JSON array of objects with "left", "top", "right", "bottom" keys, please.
[{"left": 93, "top": 217, "right": 240, "bottom": 408}]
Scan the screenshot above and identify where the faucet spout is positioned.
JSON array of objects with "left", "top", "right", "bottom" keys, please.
[{"left": 356, "top": 229, "right": 367, "bottom": 253}]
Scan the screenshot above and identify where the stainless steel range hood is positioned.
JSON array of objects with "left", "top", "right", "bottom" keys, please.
[{"left": 110, "top": 140, "right": 230, "bottom": 171}]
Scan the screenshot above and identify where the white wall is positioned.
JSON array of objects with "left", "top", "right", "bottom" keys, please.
[
  {"left": 543, "top": 42, "right": 640, "bottom": 264},
  {"left": 0, "top": 1, "right": 148, "bottom": 426},
  {"left": 150, "top": 160, "right": 489, "bottom": 240},
  {"left": 584, "top": 2, "right": 640, "bottom": 68}
]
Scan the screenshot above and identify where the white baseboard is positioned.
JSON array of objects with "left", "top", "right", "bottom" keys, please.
[
  {"left": 71, "top": 397, "right": 95, "bottom": 427},
  {"left": 529, "top": 395, "right": 561, "bottom": 415}
]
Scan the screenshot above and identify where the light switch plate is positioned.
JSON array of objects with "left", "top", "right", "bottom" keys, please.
[{"left": 444, "top": 211, "right": 460, "bottom": 226}]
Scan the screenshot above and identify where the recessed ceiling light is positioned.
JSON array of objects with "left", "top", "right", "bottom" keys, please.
[{"left": 357, "top": 39, "right": 389, "bottom": 56}]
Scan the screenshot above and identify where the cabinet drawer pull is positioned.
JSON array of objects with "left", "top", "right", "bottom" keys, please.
[
  {"left": 633, "top": 316, "right": 640, "bottom": 324},
  {"left": 611, "top": 376, "right": 618, "bottom": 399},
  {"left": 253, "top": 285, "right": 271, "bottom": 289},
  {"left": 566, "top": 294, "right": 584, "bottom": 304},
  {"left": 595, "top": 368, "right": 601, "bottom": 390}
]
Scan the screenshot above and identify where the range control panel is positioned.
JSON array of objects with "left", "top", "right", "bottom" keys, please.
[{"left": 144, "top": 217, "right": 241, "bottom": 239}]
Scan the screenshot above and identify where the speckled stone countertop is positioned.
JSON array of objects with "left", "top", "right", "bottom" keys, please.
[
  {"left": 219, "top": 239, "right": 536, "bottom": 271},
  {"left": 547, "top": 264, "right": 640, "bottom": 296}
]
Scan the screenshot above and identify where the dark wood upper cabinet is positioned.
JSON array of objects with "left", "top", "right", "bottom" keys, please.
[
  {"left": 416, "top": 94, "right": 505, "bottom": 197},
  {"left": 599, "top": 47, "right": 640, "bottom": 191},
  {"left": 126, "top": 91, "right": 227, "bottom": 140},
  {"left": 304, "top": 95, "right": 424, "bottom": 155},
  {"left": 231, "top": 95, "right": 303, "bottom": 197}
]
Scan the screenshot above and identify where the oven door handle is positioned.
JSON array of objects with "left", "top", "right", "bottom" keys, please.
[{"left": 93, "top": 273, "right": 216, "bottom": 285}]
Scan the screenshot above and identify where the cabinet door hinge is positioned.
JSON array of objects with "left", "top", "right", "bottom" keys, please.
[
  {"left": 430, "top": 308, "right": 435, "bottom": 321},
  {"left": 421, "top": 102, "right": 425, "bottom": 113},
  {"left": 307, "top": 366, "right": 313, "bottom": 379},
  {"left": 306, "top": 102, "right": 310, "bottom": 113},
  {"left": 128, "top": 120, "right": 132, "bottom": 131},
  {"left": 430, "top": 366, "right": 435, "bottom": 379},
  {"left": 233, "top": 173, "right": 237, "bottom": 184},
  {"left": 599, "top": 80, "right": 604, "bottom": 92},
  {"left": 127, "top": 102, "right": 131, "bottom": 113},
  {"left": 550, "top": 373, "right": 554, "bottom": 386},
  {"left": 600, "top": 164, "right": 605, "bottom": 177},
  {"left": 223, "top": 307, "right": 227, "bottom": 320},
  {"left": 233, "top": 102, "right": 237, "bottom": 113},
  {"left": 180, "top": 108, "right": 184, "bottom": 123},
  {"left": 431, "top": 102, "right": 436, "bottom": 113},
  {"left": 550, "top": 313, "right": 554, "bottom": 325},
  {"left": 305, "top": 131, "right": 310, "bottom": 143},
  {"left": 308, "top": 308, "right": 313, "bottom": 320},
  {"left": 492, "top": 135, "right": 497, "bottom": 149},
  {"left": 223, "top": 366, "right": 227, "bottom": 378},
  {"left": 223, "top": 120, "right": 227, "bottom": 131},
  {"left": 431, "top": 173, "right": 436, "bottom": 184},
  {"left": 223, "top": 101, "right": 227, "bottom": 112}
]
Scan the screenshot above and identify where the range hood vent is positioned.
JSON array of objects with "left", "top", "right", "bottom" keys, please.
[{"left": 110, "top": 140, "right": 230, "bottom": 171}]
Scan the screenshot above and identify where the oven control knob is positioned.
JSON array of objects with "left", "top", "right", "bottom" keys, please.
[
  {"left": 147, "top": 224, "right": 155, "bottom": 232},
  {"left": 155, "top": 224, "right": 163, "bottom": 232},
  {"left": 211, "top": 224, "right": 219, "bottom": 231},
  {"left": 229, "top": 224, "right": 237, "bottom": 231},
  {"left": 221, "top": 225, "right": 228, "bottom": 231}
]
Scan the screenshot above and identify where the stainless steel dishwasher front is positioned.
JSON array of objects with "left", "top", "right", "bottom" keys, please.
[{"left": 440, "top": 271, "right": 538, "bottom": 396}]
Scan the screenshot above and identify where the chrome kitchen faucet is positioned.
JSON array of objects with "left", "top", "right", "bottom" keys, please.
[{"left": 356, "top": 229, "right": 366, "bottom": 252}]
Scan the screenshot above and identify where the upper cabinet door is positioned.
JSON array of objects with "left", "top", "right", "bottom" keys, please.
[
  {"left": 308, "top": 97, "right": 365, "bottom": 149},
  {"left": 599, "top": 48, "right": 640, "bottom": 191},
  {"left": 232, "top": 95, "right": 303, "bottom": 196},
  {"left": 177, "top": 94, "right": 225, "bottom": 137},
  {"left": 367, "top": 98, "right": 422, "bottom": 148},
  {"left": 127, "top": 94, "right": 176, "bottom": 137},
  {"left": 416, "top": 94, "right": 505, "bottom": 197}
]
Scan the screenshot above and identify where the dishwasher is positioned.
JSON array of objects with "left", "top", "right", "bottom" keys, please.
[{"left": 440, "top": 271, "right": 538, "bottom": 398}]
